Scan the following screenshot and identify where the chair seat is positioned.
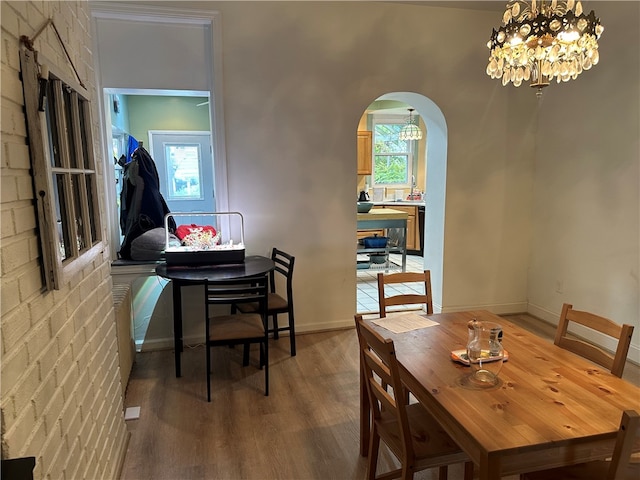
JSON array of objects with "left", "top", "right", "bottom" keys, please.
[
  {"left": 237, "top": 293, "right": 288, "bottom": 314},
  {"left": 378, "top": 403, "right": 470, "bottom": 468},
  {"left": 208, "top": 313, "right": 264, "bottom": 342},
  {"left": 522, "top": 460, "right": 639, "bottom": 480}
]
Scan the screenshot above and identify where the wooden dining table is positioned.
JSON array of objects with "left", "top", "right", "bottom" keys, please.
[{"left": 360, "top": 310, "right": 640, "bottom": 480}]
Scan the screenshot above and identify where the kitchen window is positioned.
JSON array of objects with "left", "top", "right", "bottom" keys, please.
[
  {"left": 371, "top": 115, "right": 416, "bottom": 188},
  {"left": 372, "top": 115, "right": 416, "bottom": 188},
  {"left": 20, "top": 49, "right": 102, "bottom": 290}
]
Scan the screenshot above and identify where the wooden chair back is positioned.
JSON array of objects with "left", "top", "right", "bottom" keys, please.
[
  {"left": 354, "top": 314, "right": 415, "bottom": 461},
  {"left": 555, "top": 303, "right": 634, "bottom": 378},
  {"left": 205, "top": 276, "right": 269, "bottom": 400},
  {"left": 377, "top": 270, "right": 433, "bottom": 317},
  {"left": 607, "top": 410, "right": 639, "bottom": 480}
]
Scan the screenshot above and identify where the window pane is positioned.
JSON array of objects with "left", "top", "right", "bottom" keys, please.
[
  {"left": 165, "top": 144, "right": 203, "bottom": 200},
  {"left": 53, "top": 174, "right": 72, "bottom": 260},
  {"left": 72, "top": 174, "right": 86, "bottom": 251},
  {"left": 374, "top": 124, "right": 407, "bottom": 154},
  {"left": 64, "top": 88, "right": 79, "bottom": 168},
  {"left": 45, "top": 81, "right": 63, "bottom": 168},
  {"left": 85, "top": 175, "right": 98, "bottom": 244},
  {"left": 79, "top": 98, "right": 91, "bottom": 169},
  {"left": 373, "top": 155, "right": 409, "bottom": 185}
]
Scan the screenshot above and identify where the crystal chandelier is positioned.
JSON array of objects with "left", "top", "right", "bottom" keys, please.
[
  {"left": 398, "top": 108, "right": 423, "bottom": 141},
  {"left": 486, "top": 0, "right": 604, "bottom": 97}
]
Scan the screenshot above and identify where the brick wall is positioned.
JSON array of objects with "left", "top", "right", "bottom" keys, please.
[{"left": 1, "top": 1, "right": 129, "bottom": 479}]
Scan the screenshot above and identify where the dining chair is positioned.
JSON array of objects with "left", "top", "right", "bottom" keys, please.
[
  {"left": 555, "top": 303, "right": 634, "bottom": 378},
  {"left": 377, "top": 270, "right": 433, "bottom": 317},
  {"left": 354, "top": 314, "right": 473, "bottom": 480},
  {"left": 520, "top": 409, "right": 640, "bottom": 480},
  {"left": 236, "top": 248, "right": 296, "bottom": 356},
  {"left": 204, "top": 276, "right": 268, "bottom": 401}
]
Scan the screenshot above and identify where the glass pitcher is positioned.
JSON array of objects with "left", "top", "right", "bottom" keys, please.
[{"left": 466, "top": 320, "right": 504, "bottom": 385}]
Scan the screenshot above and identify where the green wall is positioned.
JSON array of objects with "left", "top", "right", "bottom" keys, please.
[{"left": 127, "top": 95, "right": 210, "bottom": 147}]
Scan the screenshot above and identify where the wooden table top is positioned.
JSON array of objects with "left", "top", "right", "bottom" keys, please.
[
  {"left": 357, "top": 208, "right": 408, "bottom": 221},
  {"left": 366, "top": 310, "right": 640, "bottom": 478}
]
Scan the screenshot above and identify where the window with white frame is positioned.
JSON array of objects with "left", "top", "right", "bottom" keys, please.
[
  {"left": 20, "top": 49, "right": 102, "bottom": 290},
  {"left": 371, "top": 115, "right": 416, "bottom": 188}
]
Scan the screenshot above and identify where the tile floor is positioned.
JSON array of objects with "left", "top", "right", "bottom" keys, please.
[{"left": 356, "top": 253, "right": 425, "bottom": 314}]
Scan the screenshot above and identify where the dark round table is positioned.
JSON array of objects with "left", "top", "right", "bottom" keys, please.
[{"left": 156, "top": 255, "right": 275, "bottom": 377}]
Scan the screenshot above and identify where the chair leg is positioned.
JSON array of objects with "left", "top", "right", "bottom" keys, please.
[
  {"left": 463, "top": 461, "right": 474, "bottom": 480},
  {"left": 438, "top": 465, "right": 448, "bottom": 480},
  {"left": 272, "top": 314, "right": 279, "bottom": 339},
  {"left": 242, "top": 342, "right": 250, "bottom": 366},
  {"left": 288, "top": 310, "right": 296, "bottom": 356},
  {"left": 264, "top": 338, "right": 269, "bottom": 396},
  {"left": 206, "top": 343, "right": 211, "bottom": 402},
  {"left": 367, "top": 429, "right": 380, "bottom": 480}
]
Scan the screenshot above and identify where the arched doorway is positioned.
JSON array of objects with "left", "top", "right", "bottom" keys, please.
[{"left": 357, "top": 92, "right": 447, "bottom": 312}]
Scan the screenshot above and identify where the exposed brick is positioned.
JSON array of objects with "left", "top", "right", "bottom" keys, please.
[
  {"left": 0, "top": 3, "right": 22, "bottom": 38},
  {"left": 36, "top": 339, "right": 58, "bottom": 385},
  {"left": 3, "top": 404, "right": 37, "bottom": 460},
  {"left": 59, "top": 399, "right": 81, "bottom": 449},
  {"left": 7, "top": 364, "right": 38, "bottom": 425},
  {"left": 54, "top": 318, "right": 75, "bottom": 359},
  {"left": 27, "top": 292, "right": 54, "bottom": 329},
  {"left": 16, "top": 175, "right": 35, "bottom": 201},
  {"left": 53, "top": 346, "right": 74, "bottom": 387},
  {"left": 0, "top": 278, "right": 20, "bottom": 322},
  {"left": 64, "top": 436, "right": 82, "bottom": 480},
  {"left": 1, "top": 174, "right": 18, "bottom": 203},
  {"left": 40, "top": 423, "right": 65, "bottom": 480},
  {"left": 42, "top": 388, "right": 65, "bottom": 441},
  {"left": 17, "top": 418, "right": 46, "bottom": 460},
  {"left": 0, "top": 298, "right": 28, "bottom": 351},
  {"left": 4, "top": 139, "right": 30, "bottom": 170},
  {"left": 18, "top": 265, "right": 46, "bottom": 303},
  {"left": 23, "top": 317, "right": 52, "bottom": 367},
  {"left": 48, "top": 304, "right": 69, "bottom": 339},
  {"left": 0, "top": 237, "right": 30, "bottom": 274},
  {"left": 1, "top": 344, "right": 29, "bottom": 394},
  {"left": 30, "top": 371, "right": 56, "bottom": 420},
  {"left": 1, "top": 65, "right": 25, "bottom": 113},
  {"left": 27, "top": 235, "right": 40, "bottom": 262},
  {"left": 0, "top": 207, "right": 16, "bottom": 239}
]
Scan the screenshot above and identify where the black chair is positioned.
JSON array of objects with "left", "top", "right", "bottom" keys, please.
[
  {"left": 204, "top": 275, "right": 268, "bottom": 401},
  {"left": 237, "top": 248, "right": 296, "bottom": 356}
]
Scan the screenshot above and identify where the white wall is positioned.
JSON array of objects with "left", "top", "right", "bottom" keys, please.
[
  {"left": 93, "top": 1, "right": 638, "bottom": 363},
  {"left": 528, "top": 1, "right": 640, "bottom": 360},
  {"left": 180, "top": 0, "right": 534, "bottom": 330}
]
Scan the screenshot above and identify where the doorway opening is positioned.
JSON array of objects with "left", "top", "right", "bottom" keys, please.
[{"left": 356, "top": 92, "right": 448, "bottom": 314}]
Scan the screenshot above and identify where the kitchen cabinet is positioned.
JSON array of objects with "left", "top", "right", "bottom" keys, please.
[
  {"left": 370, "top": 205, "right": 420, "bottom": 252},
  {"left": 357, "top": 131, "right": 372, "bottom": 175}
]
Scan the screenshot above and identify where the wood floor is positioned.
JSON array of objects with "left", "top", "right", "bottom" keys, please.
[{"left": 119, "top": 314, "right": 639, "bottom": 480}]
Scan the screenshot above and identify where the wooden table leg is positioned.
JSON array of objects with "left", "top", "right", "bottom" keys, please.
[
  {"left": 172, "top": 280, "right": 183, "bottom": 377},
  {"left": 359, "top": 353, "right": 369, "bottom": 457},
  {"left": 478, "top": 453, "right": 500, "bottom": 480}
]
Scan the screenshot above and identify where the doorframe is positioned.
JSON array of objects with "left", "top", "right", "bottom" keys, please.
[
  {"left": 376, "top": 92, "right": 448, "bottom": 311},
  {"left": 90, "top": 2, "right": 228, "bottom": 260}
]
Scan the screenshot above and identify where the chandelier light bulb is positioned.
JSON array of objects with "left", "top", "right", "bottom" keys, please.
[{"left": 486, "top": 0, "right": 603, "bottom": 95}]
